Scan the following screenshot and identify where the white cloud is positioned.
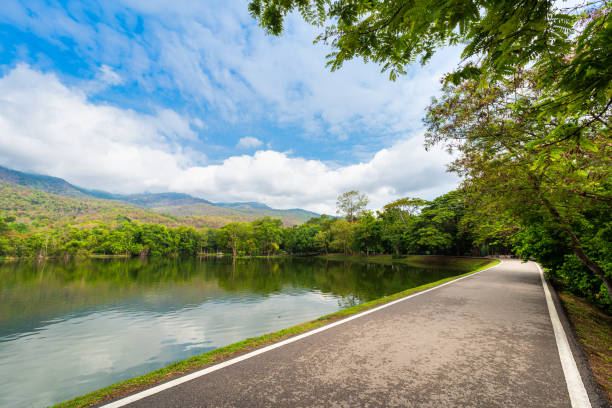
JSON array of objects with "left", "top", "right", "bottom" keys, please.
[
  {"left": 138, "top": 5, "right": 461, "bottom": 140},
  {"left": 0, "top": 66, "right": 458, "bottom": 214},
  {"left": 236, "top": 137, "right": 263, "bottom": 149},
  {"left": 0, "top": 0, "right": 462, "bottom": 146},
  {"left": 0, "top": 65, "right": 196, "bottom": 193},
  {"left": 172, "top": 137, "right": 458, "bottom": 214},
  {"left": 98, "top": 65, "right": 123, "bottom": 86}
]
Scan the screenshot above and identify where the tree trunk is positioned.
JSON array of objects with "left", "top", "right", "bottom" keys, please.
[
  {"left": 564, "top": 226, "right": 612, "bottom": 300},
  {"left": 541, "top": 195, "right": 612, "bottom": 301}
]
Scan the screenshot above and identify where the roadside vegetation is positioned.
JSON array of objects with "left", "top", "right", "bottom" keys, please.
[{"left": 557, "top": 289, "right": 612, "bottom": 401}]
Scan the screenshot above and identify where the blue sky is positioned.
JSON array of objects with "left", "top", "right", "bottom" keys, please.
[{"left": 0, "top": 0, "right": 462, "bottom": 213}]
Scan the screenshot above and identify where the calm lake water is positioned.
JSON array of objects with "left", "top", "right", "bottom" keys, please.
[{"left": 0, "top": 257, "right": 466, "bottom": 407}]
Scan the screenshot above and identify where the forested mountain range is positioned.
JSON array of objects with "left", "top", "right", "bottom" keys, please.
[{"left": 0, "top": 166, "right": 318, "bottom": 226}]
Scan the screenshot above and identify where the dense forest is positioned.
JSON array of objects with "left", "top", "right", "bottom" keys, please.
[{"left": 0, "top": 188, "right": 485, "bottom": 259}]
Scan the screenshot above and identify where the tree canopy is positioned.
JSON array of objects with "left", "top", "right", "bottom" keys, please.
[
  {"left": 425, "top": 68, "right": 612, "bottom": 300},
  {"left": 336, "top": 190, "right": 369, "bottom": 222},
  {"left": 249, "top": 0, "right": 608, "bottom": 83}
]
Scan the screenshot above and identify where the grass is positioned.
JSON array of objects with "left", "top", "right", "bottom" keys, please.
[
  {"left": 87, "top": 254, "right": 131, "bottom": 259},
  {"left": 557, "top": 290, "right": 612, "bottom": 403},
  {"left": 197, "top": 253, "right": 292, "bottom": 259},
  {"left": 318, "top": 254, "right": 494, "bottom": 270},
  {"left": 0, "top": 256, "right": 18, "bottom": 262},
  {"left": 52, "top": 257, "right": 499, "bottom": 408}
]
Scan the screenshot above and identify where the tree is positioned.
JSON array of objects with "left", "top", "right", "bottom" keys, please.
[
  {"left": 219, "top": 222, "right": 252, "bottom": 257},
  {"left": 249, "top": 1, "right": 603, "bottom": 79},
  {"left": 383, "top": 197, "right": 427, "bottom": 228},
  {"left": 252, "top": 217, "right": 283, "bottom": 256},
  {"left": 0, "top": 217, "right": 10, "bottom": 234},
  {"left": 425, "top": 70, "right": 612, "bottom": 299},
  {"left": 408, "top": 192, "right": 472, "bottom": 255},
  {"left": 284, "top": 223, "right": 321, "bottom": 254},
  {"left": 336, "top": 190, "right": 368, "bottom": 222},
  {"left": 330, "top": 219, "right": 354, "bottom": 255},
  {"left": 313, "top": 230, "right": 331, "bottom": 255},
  {"left": 351, "top": 211, "right": 381, "bottom": 256},
  {"left": 378, "top": 209, "right": 405, "bottom": 255},
  {"left": 249, "top": 0, "right": 574, "bottom": 78}
]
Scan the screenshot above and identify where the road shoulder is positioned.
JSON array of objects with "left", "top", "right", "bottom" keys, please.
[{"left": 547, "top": 279, "right": 611, "bottom": 407}]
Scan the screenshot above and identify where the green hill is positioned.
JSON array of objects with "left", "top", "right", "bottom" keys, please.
[
  {"left": 0, "top": 166, "right": 89, "bottom": 198},
  {"left": 0, "top": 181, "right": 209, "bottom": 231},
  {"left": 153, "top": 203, "right": 318, "bottom": 225},
  {"left": 0, "top": 166, "right": 319, "bottom": 226}
]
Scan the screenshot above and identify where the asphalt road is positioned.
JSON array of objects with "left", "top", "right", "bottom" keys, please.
[{"left": 103, "top": 260, "right": 606, "bottom": 407}]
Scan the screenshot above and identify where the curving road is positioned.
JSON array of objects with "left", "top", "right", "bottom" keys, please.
[{"left": 101, "top": 260, "right": 605, "bottom": 407}]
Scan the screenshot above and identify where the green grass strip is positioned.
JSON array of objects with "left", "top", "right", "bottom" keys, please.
[
  {"left": 317, "top": 254, "right": 492, "bottom": 268},
  {"left": 52, "top": 258, "right": 499, "bottom": 408}
]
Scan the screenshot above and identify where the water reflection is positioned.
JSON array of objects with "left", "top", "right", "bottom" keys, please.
[{"left": 0, "top": 257, "right": 465, "bottom": 407}]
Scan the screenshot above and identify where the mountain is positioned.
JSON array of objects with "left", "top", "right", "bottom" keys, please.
[
  {"left": 216, "top": 202, "right": 272, "bottom": 210},
  {"left": 0, "top": 180, "right": 207, "bottom": 230},
  {"left": 154, "top": 203, "right": 320, "bottom": 224},
  {"left": 0, "top": 165, "right": 319, "bottom": 226},
  {"left": 85, "top": 190, "right": 212, "bottom": 207},
  {"left": 0, "top": 166, "right": 89, "bottom": 198}
]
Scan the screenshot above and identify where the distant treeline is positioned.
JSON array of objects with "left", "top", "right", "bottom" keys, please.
[
  {"left": 0, "top": 190, "right": 495, "bottom": 259},
  {"left": 0, "top": 219, "right": 203, "bottom": 258}
]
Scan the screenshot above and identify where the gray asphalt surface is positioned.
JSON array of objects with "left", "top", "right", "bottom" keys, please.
[{"left": 111, "top": 260, "right": 605, "bottom": 407}]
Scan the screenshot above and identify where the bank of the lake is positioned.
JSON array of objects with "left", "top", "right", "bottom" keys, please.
[
  {"left": 318, "top": 254, "right": 496, "bottom": 269},
  {"left": 52, "top": 256, "right": 498, "bottom": 408}
]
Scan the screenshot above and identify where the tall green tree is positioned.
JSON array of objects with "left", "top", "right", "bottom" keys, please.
[
  {"left": 283, "top": 223, "right": 321, "bottom": 254},
  {"left": 336, "top": 190, "right": 369, "bottom": 222},
  {"left": 330, "top": 219, "right": 354, "bottom": 255},
  {"left": 351, "top": 211, "right": 382, "bottom": 255},
  {"left": 313, "top": 230, "right": 331, "bottom": 254},
  {"left": 425, "top": 69, "right": 612, "bottom": 298},
  {"left": 219, "top": 222, "right": 252, "bottom": 257},
  {"left": 252, "top": 217, "right": 283, "bottom": 256}
]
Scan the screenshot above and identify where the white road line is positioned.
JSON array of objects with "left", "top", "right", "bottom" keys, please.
[
  {"left": 537, "top": 263, "right": 591, "bottom": 408},
  {"left": 100, "top": 260, "right": 503, "bottom": 408}
]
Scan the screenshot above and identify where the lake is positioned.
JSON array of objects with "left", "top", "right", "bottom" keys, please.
[{"left": 0, "top": 257, "right": 467, "bottom": 407}]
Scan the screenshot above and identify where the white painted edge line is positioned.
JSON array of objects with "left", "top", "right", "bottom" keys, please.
[
  {"left": 537, "top": 263, "right": 591, "bottom": 408},
  {"left": 101, "top": 260, "right": 503, "bottom": 408}
]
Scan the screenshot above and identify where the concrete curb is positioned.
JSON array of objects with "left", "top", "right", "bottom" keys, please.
[{"left": 541, "top": 270, "right": 610, "bottom": 408}]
